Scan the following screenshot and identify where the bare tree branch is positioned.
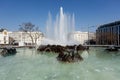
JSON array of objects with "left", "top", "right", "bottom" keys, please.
[{"left": 19, "top": 22, "right": 43, "bottom": 45}]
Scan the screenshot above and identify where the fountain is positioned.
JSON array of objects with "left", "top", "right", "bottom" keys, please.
[
  {"left": 42, "top": 7, "right": 77, "bottom": 45},
  {"left": 38, "top": 7, "right": 87, "bottom": 62}
]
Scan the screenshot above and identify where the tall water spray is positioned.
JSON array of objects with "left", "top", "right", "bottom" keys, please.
[{"left": 45, "top": 7, "right": 75, "bottom": 45}]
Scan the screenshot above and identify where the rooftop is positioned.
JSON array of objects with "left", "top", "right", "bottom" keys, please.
[{"left": 98, "top": 20, "right": 120, "bottom": 29}]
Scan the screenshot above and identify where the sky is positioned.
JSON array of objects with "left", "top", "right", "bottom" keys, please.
[{"left": 0, "top": 0, "right": 120, "bottom": 33}]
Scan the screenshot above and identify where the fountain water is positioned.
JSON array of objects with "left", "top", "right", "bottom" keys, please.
[{"left": 42, "top": 7, "right": 77, "bottom": 45}]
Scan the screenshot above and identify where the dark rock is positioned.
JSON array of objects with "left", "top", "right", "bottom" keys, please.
[
  {"left": 0, "top": 48, "right": 17, "bottom": 57},
  {"left": 57, "top": 50, "right": 83, "bottom": 62},
  {"left": 37, "top": 44, "right": 87, "bottom": 53},
  {"left": 37, "top": 44, "right": 85, "bottom": 62}
]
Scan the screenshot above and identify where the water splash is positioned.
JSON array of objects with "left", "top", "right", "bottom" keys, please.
[{"left": 44, "top": 7, "right": 76, "bottom": 45}]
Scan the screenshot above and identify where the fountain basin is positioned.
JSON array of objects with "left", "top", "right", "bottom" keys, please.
[{"left": 0, "top": 47, "right": 120, "bottom": 80}]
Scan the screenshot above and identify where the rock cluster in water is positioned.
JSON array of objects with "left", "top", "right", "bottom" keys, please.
[
  {"left": 37, "top": 44, "right": 88, "bottom": 53},
  {"left": 0, "top": 48, "right": 17, "bottom": 57},
  {"left": 57, "top": 50, "right": 83, "bottom": 62},
  {"left": 37, "top": 44, "right": 88, "bottom": 62}
]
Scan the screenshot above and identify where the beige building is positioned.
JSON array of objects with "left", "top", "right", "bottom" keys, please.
[
  {"left": 0, "top": 29, "right": 9, "bottom": 44},
  {"left": 9, "top": 31, "right": 44, "bottom": 46},
  {"left": 70, "top": 31, "right": 95, "bottom": 45}
]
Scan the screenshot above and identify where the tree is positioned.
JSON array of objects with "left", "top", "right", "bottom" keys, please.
[
  {"left": 9, "top": 37, "right": 15, "bottom": 45},
  {"left": 19, "top": 22, "right": 43, "bottom": 46}
]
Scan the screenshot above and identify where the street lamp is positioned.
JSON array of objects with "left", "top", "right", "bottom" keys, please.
[
  {"left": 118, "top": 26, "right": 119, "bottom": 45},
  {"left": 88, "top": 26, "right": 96, "bottom": 45}
]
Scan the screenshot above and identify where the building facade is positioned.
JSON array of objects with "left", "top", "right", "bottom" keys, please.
[
  {"left": 70, "top": 31, "right": 95, "bottom": 45},
  {"left": 9, "top": 31, "right": 44, "bottom": 46},
  {"left": 96, "top": 21, "right": 120, "bottom": 45},
  {"left": 0, "top": 29, "right": 9, "bottom": 44}
]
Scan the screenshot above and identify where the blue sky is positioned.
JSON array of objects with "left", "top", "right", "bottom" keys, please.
[{"left": 0, "top": 0, "right": 120, "bottom": 32}]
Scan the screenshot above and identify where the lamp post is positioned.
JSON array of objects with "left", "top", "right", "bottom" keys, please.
[
  {"left": 118, "top": 26, "right": 119, "bottom": 46},
  {"left": 88, "top": 27, "right": 90, "bottom": 45},
  {"left": 88, "top": 26, "right": 96, "bottom": 45}
]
